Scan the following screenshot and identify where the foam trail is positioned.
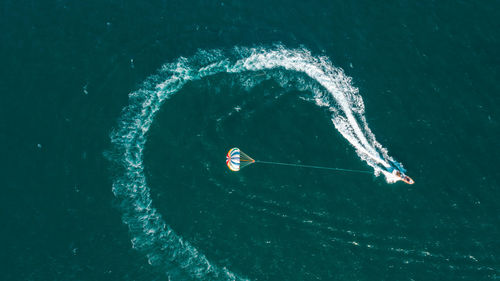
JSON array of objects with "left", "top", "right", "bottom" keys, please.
[
  {"left": 109, "top": 45, "right": 403, "bottom": 280},
  {"left": 231, "top": 48, "right": 387, "bottom": 166}
]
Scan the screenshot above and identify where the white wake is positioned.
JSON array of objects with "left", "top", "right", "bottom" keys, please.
[{"left": 110, "top": 45, "right": 403, "bottom": 280}]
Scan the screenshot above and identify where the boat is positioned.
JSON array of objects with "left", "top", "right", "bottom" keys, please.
[
  {"left": 386, "top": 161, "right": 414, "bottom": 184},
  {"left": 392, "top": 170, "right": 414, "bottom": 184}
]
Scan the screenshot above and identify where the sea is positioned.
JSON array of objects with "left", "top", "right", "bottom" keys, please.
[{"left": 2, "top": 1, "right": 499, "bottom": 280}]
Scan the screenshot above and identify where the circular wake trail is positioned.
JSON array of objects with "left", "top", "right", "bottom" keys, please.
[{"left": 110, "top": 45, "right": 401, "bottom": 280}]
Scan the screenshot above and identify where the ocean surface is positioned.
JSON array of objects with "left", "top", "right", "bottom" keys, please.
[{"left": 2, "top": 1, "right": 499, "bottom": 280}]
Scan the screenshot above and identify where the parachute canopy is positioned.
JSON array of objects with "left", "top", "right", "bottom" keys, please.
[{"left": 226, "top": 148, "right": 255, "bottom": 171}]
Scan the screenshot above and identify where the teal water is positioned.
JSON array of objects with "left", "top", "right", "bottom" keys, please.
[{"left": 2, "top": 1, "right": 499, "bottom": 280}]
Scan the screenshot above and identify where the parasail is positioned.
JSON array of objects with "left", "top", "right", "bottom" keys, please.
[
  {"left": 226, "top": 148, "right": 255, "bottom": 171},
  {"left": 224, "top": 146, "right": 412, "bottom": 182},
  {"left": 224, "top": 147, "right": 381, "bottom": 178}
]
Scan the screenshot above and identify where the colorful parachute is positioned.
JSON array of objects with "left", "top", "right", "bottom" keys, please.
[{"left": 226, "top": 148, "right": 255, "bottom": 171}]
